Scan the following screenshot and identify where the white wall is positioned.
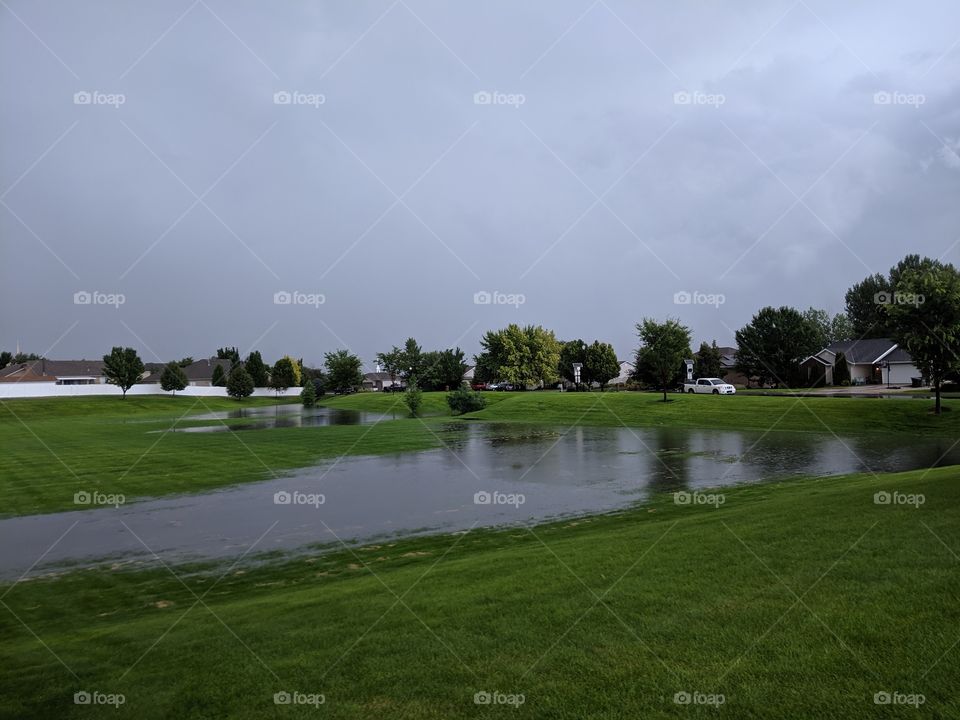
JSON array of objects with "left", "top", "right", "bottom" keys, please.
[{"left": 0, "top": 383, "right": 290, "bottom": 399}]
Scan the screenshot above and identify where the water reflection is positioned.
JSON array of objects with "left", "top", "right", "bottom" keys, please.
[{"left": 3, "top": 422, "right": 959, "bottom": 577}]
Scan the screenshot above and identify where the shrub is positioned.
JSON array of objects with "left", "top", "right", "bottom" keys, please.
[
  {"left": 446, "top": 387, "right": 486, "bottom": 415},
  {"left": 403, "top": 385, "right": 423, "bottom": 417}
]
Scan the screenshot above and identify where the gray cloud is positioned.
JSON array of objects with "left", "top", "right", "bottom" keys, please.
[{"left": 2, "top": 1, "right": 959, "bottom": 367}]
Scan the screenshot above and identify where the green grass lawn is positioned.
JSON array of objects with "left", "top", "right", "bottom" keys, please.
[
  {"left": 2, "top": 391, "right": 956, "bottom": 517},
  {"left": 2, "top": 465, "right": 957, "bottom": 719}
]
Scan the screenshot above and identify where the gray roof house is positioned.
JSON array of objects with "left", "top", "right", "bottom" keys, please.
[{"left": 800, "top": 339, "right": 920, "bottom": 387}]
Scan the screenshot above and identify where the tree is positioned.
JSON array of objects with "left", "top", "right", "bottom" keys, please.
[
  {"left": 211, "top": 364, "right": 226, "bottom": 387},
  {"left": 270, "top": 357, "right": 298, "bottom": 394},
  {"left": 403, "top": 384, "right": 423, "bottom": 416},
  {"left": 558, "top": 339, "right": 588, "bottom": 389},
  {"left": 446, "top": 387, "right": 486, "bottom": 415},
  {"left": 422, "top": 348, "right": 467, "bottom": 391},
  {"left": 693, "top": 340, "right": 723, "bottom": 379},
  {"left": 216, "top": 347, "right": 240, "bottom": 364},
  {"left": 845, "top": 274, "right": 891, "bottom": 338},
  {"left": 102, "top": 346, "right": 144, "bottom": 399},
  {"left": 244, "top": 351, "right": 269, "bottom": 387},
  {"left": 0, "top": 351, "right": 11, "bottom": 370},
  {"left": 887, "top": 259, "right": 960, "bottom": 415},
  {"left": 804, "top": 308, "right": 853, "bottom": 349},
  {"left": 735, "top": 306, "right": 818, "bottom": 387},
  {"left": 477, "top": 324, "right": 560, "bottom": 388},
  {"left": 160, "top": 361, "right": 188, "bottom": 395},
  {"left": 585, "top": 341, "right": 620, "bottom": 390},
  {"left": 324, "top": 350, "right": 364, "bottom": 393},
  {"left": 300, "top": 377, "right": 317, "bottom": 408},
  {"left": 226, "top": 365, "right": 254, "bottom": 400},
  {"left": 12, "top": 352, "right": 41, "bottom": 363},
  {"left": 834, "top": 351, "right": 850, "bottom": 386},
  {"left": 398, "top": 338, "right": 425, "bottom": 382},
  {"left": 375, "top": 348, "right": 402, "bottom": 386},
  {"left": 634, "top": 318, "right": 691, "bottom": 401}
]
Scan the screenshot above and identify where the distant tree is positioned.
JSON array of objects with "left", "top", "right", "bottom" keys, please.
[
  {"left": 634, "top": 318, "right": 691, "bottom": 402},
  {"left": 829, "top": 313, "right": 853, "bottom": 344},
  {"left": 226, "top": 365, "right": 254, "bottom": 400},
  {"left": 300, "top": 376, "right": 317, "bottom": 408},
  {"left": 472, "top": 351, "right": 497, "bottom": 384},
  {"left": 324, "top": 350, "right": 364, "bottom": 393},
  {"left": 735, "top": 306, "right": 818, "bottom": 387},
  {"left": 0, "top": 351, "right": 11, "bottom": 370},
  {"left": 102, "top": 346, "right": 144, "bottom": 399},
  {"left": 216, "top": 347, "right": 240, "bottom": 364},
  {"left": 176, "top": 357, "right": 194, "bottom": 368},
  {"left": 558, "top": 339, "right": 588, "bottom": 389},
  {"left": 270, "top": 357, "right": 297, "bottom": 393},
  {"left": 160, "top": 361, "right": 188, "bottom": 395},
  {"left": 694, "top": 340, "right": 723, "bottom": 379},
  {"left": 12, "top": 352, "right": 41, "bottom": 364},
  {"left": 403, "top": 384, "right": 423, "bottom": 416},
  {"left": 845, "top": 274, "right": 892, "bottom": 338},
  {"left": 833, "top": 351, "right": 850, "bottom": 386},
  {"left": 479, "top": 324, "right": 560, "bottom": 388},
  {"left": 375, "top": 348, "right": 402, "bottom": 386},
  {"left": 803, "top": 308, "right": 852, "bottom": 349},
  {"left": 585, "top": 341, "right": 620, "bottom": 390},
  {"left": 887, "top": 258, "right": 960, "bottom": 415},
  {"left": 244, "top": 351, "right": 269, "bottom": 387},
  {"left": 211, "top": 364, "right": 226, "bottom": 387},
  {"left": 424, "top": 348, "right": 468, "bottom": 391},
  {"left": 399, "top": 338, "right": 425, "bottom": 382}
]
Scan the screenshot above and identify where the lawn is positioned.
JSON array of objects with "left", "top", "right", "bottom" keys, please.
[
  {"left": 2, "top": 465, "right": 957, "bottom": 718},
  {"left": 2, "top": 391, "right": 955, "bottom": 517}
]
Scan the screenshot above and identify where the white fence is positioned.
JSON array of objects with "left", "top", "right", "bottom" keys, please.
[{"left": 0, "top": 382, "right": 291, "bottom": 399}]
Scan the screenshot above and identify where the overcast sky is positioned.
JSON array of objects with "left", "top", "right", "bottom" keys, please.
[{"left": 2, "top": 1, "right": 959, "bottom": 368}]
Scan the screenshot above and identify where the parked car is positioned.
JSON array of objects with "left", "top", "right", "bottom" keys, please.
[
  {"left": 382, "top": 383, "right": 405, "bottom": 392},
  {"left": 683, "top": 378, "right": 736, "bottom": 395},
  {"left": 495, "top": 383, "right": 515, "bottom": 391},
  {"left": 471, "top": 382, "right": 488, "bottom": 391}
]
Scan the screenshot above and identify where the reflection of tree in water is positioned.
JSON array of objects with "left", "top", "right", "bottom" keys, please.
[
  {"left": 483, "top": 424, "right": 562, "bottom": 448},
  {"left": 644, "top": 427, "right": 690, "bottom": 494}
]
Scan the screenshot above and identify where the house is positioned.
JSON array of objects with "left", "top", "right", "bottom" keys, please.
[
  {"left": 363, "top": 372, "right": 403, "bottom": 391},
  {"left": 180, "top": 358, "right": 235, "bottom": 387},
  {"left": 0, "top": 359, "right": 106, "bottom": 384},
  {"left": 800, "top": 339, "right": 921, "bottom": 387},
  {"left": 717, "top": 346, "right": 749, "bottom": 387}
]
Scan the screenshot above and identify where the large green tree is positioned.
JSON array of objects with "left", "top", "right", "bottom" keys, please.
[
  {"left": 398, "top": 338, "right": 425, "bottom": 383},
  {"left": 160, "top": 361, "right": 188, "bottom": 395},
  {"left": 477, "top": 324, "right": 560, "bottom": 388},
  {"left": 216, "top": 346, "right": 240, "bottom": 364},
  {"left": 226, "top": 365, "right": 254, "bottom": 400},
  {"left": 887, "top": 258, "right": 960, "bottom": 415},
  {"left": 558, "top": 339, "right": 588, "bottom": 389},
  {"left": 693, "top": 340, "right": 723, "bottom": 378},
  {"left": 634, "top": 318, "right": 691, "bottom": 402},
  {"left": 102, "top": 346, "right": 144, "bottom": 399},
  {"left": 585, "top": 341, "right": 620, "bottom": 390},
  {"left": 375, "top": 348, "right": 402, "bottom": 386},
  {"left": 244, "top": 351, "right": 269, "bottom": 387},
  {"left": 803, "top": 307, "right": 852, "bottom": 349},
  {"left": 211, "top": 364, "right": 226, "bottom": 387},
  {"left": 324, "top": 350, "right": 364, "bottom": 393},
  {"left": 735, "top": 306, "right": 818, "bottom": 387},
  {"left": 420, "top": 348, "right": 467, "bottom": 391}
]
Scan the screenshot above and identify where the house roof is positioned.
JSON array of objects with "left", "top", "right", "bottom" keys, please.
[
  {"left": 182, "top": 358, "right": 235, "bottom": 381},
  {"left": 825, "top": 338, "right": 911, "bottom": 365},
  {"left": 0, "top": 367, "right": 58, "bottom": 383},
  {"left": 0, "top": 359, "right": 105, "bottom": 379}
]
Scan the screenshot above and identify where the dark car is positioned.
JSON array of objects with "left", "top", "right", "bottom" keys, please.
[{"left": 382, "top": 383, "right": 405, "bottom": 392}]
